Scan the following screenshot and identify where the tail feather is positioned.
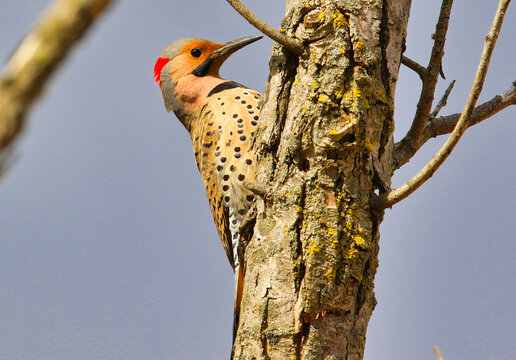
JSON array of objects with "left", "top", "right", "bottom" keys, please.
[{"left": 232, "top": 263, "right": 245, "bottom": 342}]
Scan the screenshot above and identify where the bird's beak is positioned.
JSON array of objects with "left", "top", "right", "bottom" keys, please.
[
  {"left": 210, "top": 35, "right": 263, "bottom": 60},
  {"left": 192, "top": 35, "right": 263, "bottom": 77}
]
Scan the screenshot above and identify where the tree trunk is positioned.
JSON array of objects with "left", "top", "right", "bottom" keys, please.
[{"left": 233, "top": 1, "right": 411, "bottom": 359}]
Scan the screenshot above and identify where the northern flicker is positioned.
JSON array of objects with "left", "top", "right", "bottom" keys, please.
[{"left": 153, "top": 36, "right": 262, "bottom": 336}]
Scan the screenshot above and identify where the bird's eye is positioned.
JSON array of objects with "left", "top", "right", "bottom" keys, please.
[{"left": 190, "top": 48, "right": 202, "bottom": 58}]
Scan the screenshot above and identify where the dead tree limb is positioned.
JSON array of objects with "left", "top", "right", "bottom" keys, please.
[
  {"left": 376, "top": 0, "right": 511, "bottom": 210},
  {"left": 395, "top": 0, "right": 454, "bottom": 160},
  {"left": 0, "top": 0, "right": 115, "bottom": 155},
  {"left": 393, "top": 81, "right": 515, "bottom": 169},
  {"left": 225, "top": 0, "right": 304, "bottom": 54}
]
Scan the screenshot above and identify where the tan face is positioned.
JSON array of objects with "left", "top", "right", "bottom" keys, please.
[
  {"left": 154, "top": 36, "right": 261, "bottom": 125},
  {"left": 168, "top": 40, "right": 225, "bottom": 81}
]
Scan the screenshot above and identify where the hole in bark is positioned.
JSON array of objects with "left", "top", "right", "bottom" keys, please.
[
  {"left": 302, "top": 319, "right": 311, "bottom": 338},
  {"left": 298, "top": 158, "right": 310, "bottom": 172},
  {"left": 339, "top": 133, "right": 355, "bottom": 144}
]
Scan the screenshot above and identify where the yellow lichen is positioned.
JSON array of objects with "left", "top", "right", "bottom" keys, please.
[
  {"left": 308, "top": 243, "right": 320, "bottom": 256},
  {"left": 354, "top": 235, "right": 365, "bottom": 247},
  {"left": 318, "top": 12, "right": 325, "bottom": 20},
  {"left": 333, "top": 13, "right": 346, "bottom": 28},
  {"left": 318, "top": 95, "right": 328, "bottom": 103},
  {"left": 326, "top": 268, "right": 337, "bottom": 280},
  {"left": 328, "top": 227, "right": 338, "bottom": 246},
  {"left": 362, "top": 137, "right": 373, "bottom": 152},
  {"left": 330, "top": 237, "right": 339, "bottom": 247},
  {"left": 293, "top": 80, "right": 298, "bottom": 85},
  {"left": 352, "top": 86, "right": 362, "bottom": 98},
  {"left": 376, "top": 88, "right": 387, "bottom": 103},
  {"left": 347, "top": 247, "right": 359, "bottom": 259},
  {"left": 311, "top": 82, "right": 318, "bottom": 90},
  {"left": 356, "top": 41, "right": 366, "bottom": 50},
  {"left": 306, "top": 238, "right": 321, "bottom": 258},
  {"left": 292, "top": 259, "right": 299, "bottom": 270}
]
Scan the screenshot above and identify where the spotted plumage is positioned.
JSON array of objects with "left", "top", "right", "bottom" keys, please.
[
  {"left": 153, "top": 36, "right": 262, "bottom": 340},
  {"left": 192, "top": 87, "right": 260, "bottom": 269}
]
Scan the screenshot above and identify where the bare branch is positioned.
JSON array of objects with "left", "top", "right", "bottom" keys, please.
[
  {"left": 401, "top": 55, "right": 428, "bottom": 79},
  {"left": 433, "top": 346, "right": 444, "bottom": 360},
  {"left": 0, "top": 0, "right": 115, "bottom": 155},
  {"left": 430, "top": 80, "right": 455, "bottom": 119},
  {"left": 393, "top": 81, "right": 515, "bottom": 169},
  {"left": 377, "top": 0, "right": 511, "bottom": 210},
  {"left": 226, "top": 0, "right": 304, "bottom": 54},
  {"left": 395, "top": 0, "right": 454, "bottom": 159},
  {"left": 427, "top": 81, "right": 515, "bottom": 137}
]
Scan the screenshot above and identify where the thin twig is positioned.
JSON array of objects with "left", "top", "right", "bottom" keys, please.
[
  {"left": 0, "top": 0, "right": 115, "bottom": 155},
  {"left": 401, "top": 55, "right": 428, "bottom": 79},
  {"left": 396, "top": 0, "right": 454, "bottom": 158},
  {"left": 393, "top": 81, "right": 515, "bottom": 169},
  {"left": 377, "top": 0, "right": 511, "bottom": 210},
  {"left": 430, "top": 80, "right": 456, "bottom": 119},
  {"left": 433, "top": 346, "right": 444, "bottom": 360},
  {"left": 426, "top": 81, "right": 516, "bottom": 138},
  {"left": 226, "top": 0, "right": 304, "bottom": 54}
]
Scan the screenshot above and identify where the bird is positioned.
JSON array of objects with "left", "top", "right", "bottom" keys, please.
[{"left": 153, "top": 36, "right": 262, "bottom": 338}]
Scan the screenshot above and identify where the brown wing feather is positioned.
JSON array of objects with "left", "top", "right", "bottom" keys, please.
[
  {"left": 192, "top": 105, "right": 234, "bottom": 269},
  {"left": 191, "top": 87, "right": 261, "bottom": 271}
]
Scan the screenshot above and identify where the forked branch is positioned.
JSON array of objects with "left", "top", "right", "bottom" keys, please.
[
  {"left": 425, "top": 81, "right": 516, "bottom": 138},
  {"left": 395, "top": 0, "right": 454, "bottom": 158},
  {"left": 226, "top": 0, "right": 304, "bottom": 54},
  {"left": 401, "top": 55, "right": 428, "bottom": 79},
  {"left": 394, "top": 81, "right": 516, "bottom": 168},
  {"left": 376, "top": 0, "right": 511, "bottom": 210}
]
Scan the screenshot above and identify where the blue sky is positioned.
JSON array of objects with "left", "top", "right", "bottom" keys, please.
[{"left": 0, "top": 1, "right": 514, "bottom": 359}]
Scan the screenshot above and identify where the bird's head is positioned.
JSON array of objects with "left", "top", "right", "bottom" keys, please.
[{"left": 154, "top": 36, "right": 262, "bottom": 130}]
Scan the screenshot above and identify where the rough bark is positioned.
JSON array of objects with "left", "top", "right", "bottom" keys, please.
[{"left": 234, "top": 1, "right": 410, "bottom": 359}]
